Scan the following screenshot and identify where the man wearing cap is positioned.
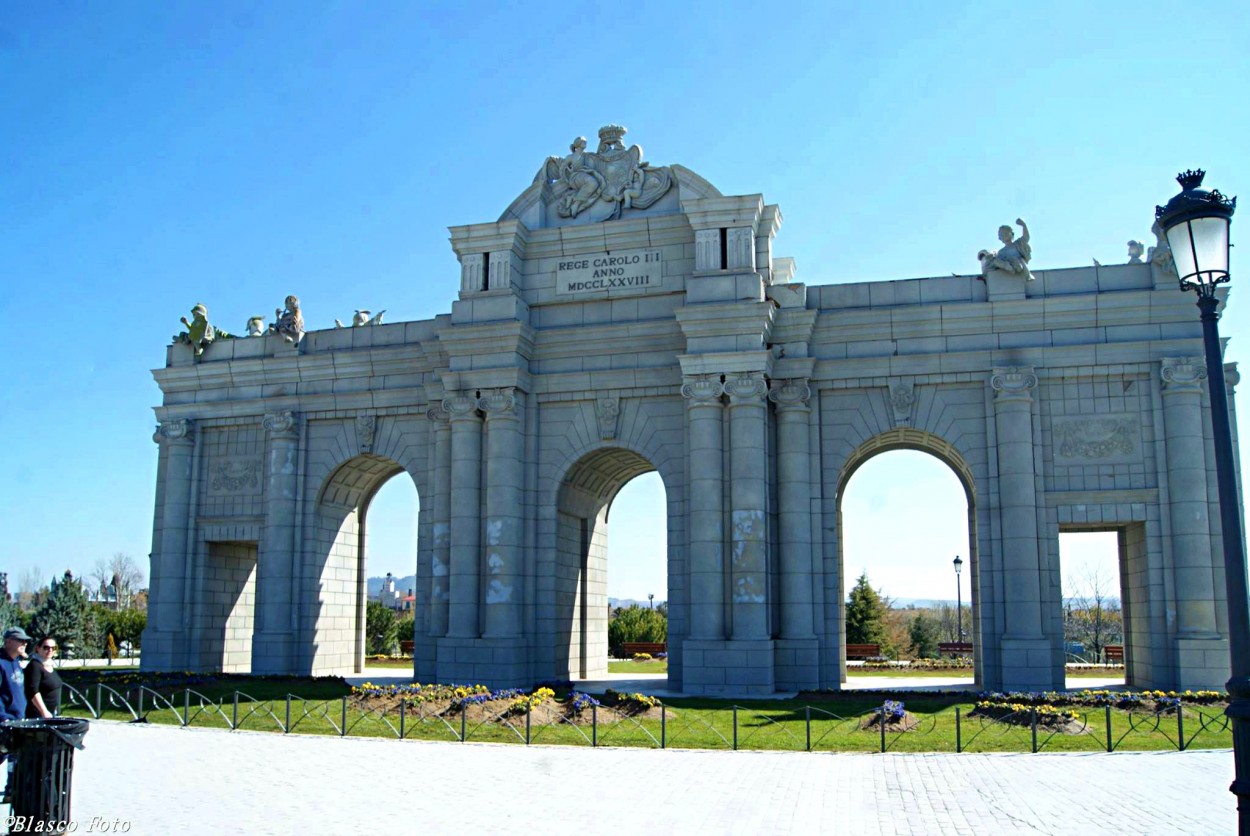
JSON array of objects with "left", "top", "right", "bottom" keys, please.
[{"left": 1, "top": 626, "right": 31, "bottom": 801}]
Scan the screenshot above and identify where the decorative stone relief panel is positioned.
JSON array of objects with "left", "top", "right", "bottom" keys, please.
[
  {"left": 199, "top": 425, "right": 266, "bottom": 515},
  {"left": 726, "top": 227, "right": 755, "bottom": 270},
  {"left": 596, "top": 397, "right": 620, "bottom": 440},
  {"left": 694, "top": 229, "right": 721, "bottom": 271},
  {"left": 460, "top": 253, "right": 484, "bottom": 293},
  {"left": 1052, "top": 414, "right": 1142, "bottom": 466},
  {"left": 888, "top": 381, "right": 915, "bottom": 427},
  {"left": 355, "top": 415, "right": 377, "bottom": 453}
]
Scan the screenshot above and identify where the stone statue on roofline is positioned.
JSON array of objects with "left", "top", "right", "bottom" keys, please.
[
  {"left": 978, "top": 218, "right": 1034, "bottom": 280},
  {"left": 246, "top": 316, "right": 266, "bottom": 337},
  {"left": 334, "top": 309, "right": 386, "bottom": 328},
  {"left": 270, "top": 295, "right": 305, "bottom": 344},
  {"left": 173, "top": 303, "right": 232, "bottom": 357},
  {"left": 1127, "top": 240, "right": 1145, "bottom": 264},
  {"left": 1148, "top": 220, "right": 1176, "bottom": 277},
  {"left": 537, "top": 124, "right": 673, "bottom": 221}
]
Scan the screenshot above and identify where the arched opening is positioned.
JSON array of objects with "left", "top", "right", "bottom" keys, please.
[
  {"left": 553, "top": 447, "right": 670, "bottom": 687},
  {"left": 836, "top": 430, "right": 978, "bottom": 689},
  {"left": 311, "top": 454, "right": 420, "bottom": 675},
  {"left": 1059, "top": 530, "right": 1128, "bottom": 688}
]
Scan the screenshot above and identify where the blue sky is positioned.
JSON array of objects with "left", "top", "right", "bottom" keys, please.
[{"left": 1, "top": 2, "right": 1246, "bottom": 604}]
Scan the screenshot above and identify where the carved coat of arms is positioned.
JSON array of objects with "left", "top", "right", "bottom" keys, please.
[{"left": 538, "top": 125, "right": 673, "bottom": 220}]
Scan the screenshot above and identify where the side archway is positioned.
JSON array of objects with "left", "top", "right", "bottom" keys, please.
[{"left": 306, "top": 453, "right": 419, "bottom": 674}]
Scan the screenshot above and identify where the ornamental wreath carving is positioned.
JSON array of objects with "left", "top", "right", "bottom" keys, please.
[
  {"left": 355, "top": 416, "right": 377, "bottom": 453},
  {"left": 209, "top": 458, "right": 262, "bottom": 494},
  {"left": 596, "top": 397, "right": 620, "bottom": 440},
  {"left": 538, "top": 125, "right": 673, "bottom": 220},
  {"left": 1052, "top": 416, "right": 1140, "bottom": 465}
]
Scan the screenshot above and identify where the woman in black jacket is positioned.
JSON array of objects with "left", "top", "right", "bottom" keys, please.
[{"left": 24, "top": 637, "right": 63, "bottom": 719}]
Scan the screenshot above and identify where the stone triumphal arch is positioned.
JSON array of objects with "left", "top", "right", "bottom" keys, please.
[{"left": 145, "top": 125, "right": 1240, "bottom": 694}]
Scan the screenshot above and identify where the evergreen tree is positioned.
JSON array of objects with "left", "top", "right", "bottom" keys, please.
[
  {"left": 365, "top": 601, "right": 399, "bottom": 656},
  {"left": 908, "top": 613, "right": 941, "bottom": 659},
  {"left": 30, "top": 570, "right": 97, "bottom": 656},
  {"left": 846, "top": 572, "right": 890, "bottom": 653}
]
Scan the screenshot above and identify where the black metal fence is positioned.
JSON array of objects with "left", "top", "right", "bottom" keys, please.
[{"left": 57, "top": 682, "right": 1232, "bottom": 755}]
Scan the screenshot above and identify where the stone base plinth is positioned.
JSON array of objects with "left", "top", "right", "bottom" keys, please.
[
  {"left": 774, "top": 637, "right": 820, "bottom": 691},
  {"left": 250, "top": 630, "right": 298, "bottom": 676},
  {"left": 984, "top": 267, "right": 1030, "bottom": 301},
  {"left": 1000, "top": 636, "right": 1060, "bottom": 691},
  {"left": 1174, "top": 636, "right": 1230, "bottom": 690},
  {"left": 681, "top": 638, "right": 775, "bottom": 695},
  {"left": 435, "top": 636, "right": 529, "bottom": 688}
]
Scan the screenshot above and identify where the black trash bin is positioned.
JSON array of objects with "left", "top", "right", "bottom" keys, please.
[{"left": 1, "top": 717, "right": 89, "bottom": 834}]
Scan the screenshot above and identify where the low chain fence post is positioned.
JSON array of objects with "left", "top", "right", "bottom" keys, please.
[
  {"left": 805, "top": 706, "right": 811, "bottom": 752},
  {"left": 183, "top": 689, "right": 190, "bottom": 727},
  {"left": 525, "top": 704, "right": 531, "bottom": 745},
  {"left": 400, "top": 700, "right": 406, "bottom": 740},
  {"left": 1177, "top": 701, "right": 1185, "bottom": 751},
  {"left": 733, "top": 706, "right": 739, "bottom": 751},
  {"left": 661, "top": 704, "right": 666, "bottom": 749},
  {"left": 460, "top": 707, "right": 466, "bottom": 742},
  {"left": 96, "top": 683, "right": 103, "bottom": 718},
  {"left": 285, "top": 695, "right": 291, "bottom": 734},
  {"left": 879, "top": 708, "right": 886, "bottom": 753},
  {"left": 955, "top": 707, "right": 961, "bottom": 753},
  {"left": 137, "top": 687, "right": 144, "bottom": 719},
  {"left": 592, "top": 704, "right": 598, "bottom": 747},
  {"left": 340, "top": 696, "right": 347, "bottom": 737},
  {"left": 232, "top": 691, "right": 239, "bottom": 730},
  {"left": 1105, "top": 704, "right": 1112, "bottom": 752},
  {"left": 1030, "top": 708, "right": 1038, "bottom": 754}
]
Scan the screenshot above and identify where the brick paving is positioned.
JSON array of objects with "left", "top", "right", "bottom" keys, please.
[{"left": 17, "top": 720, "right": 1234, "bottom": 835}]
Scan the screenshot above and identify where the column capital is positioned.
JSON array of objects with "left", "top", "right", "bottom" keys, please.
[
  {"left": 426, "top": 404, "right": 451, "bottom": 426},
  {"left": 990, "top": 367, "right": 1037, "bottom": 402},
  {"left": 153, "top": 418, "right": 194, "bottom": 445},
  {"left": 1161, "top": 356, "right": 1207, "bottom": 393},
  {"left": 681, "top": 374, "right": 724, "bottom": 404},
  {"left": 442, "top": 392, "right": 480, "bottom": 420},
  {"left": 768, "top": 377, "right": 811, "bottom": 410},
  {"left": 725, "top": 371, "right": 768, "bottom": 404},
  {"left": 262, "top": 410, "right": 299, "bottom": 439},
  {"left": 477, "top": 387, "right": 518, "bottom": 418}
]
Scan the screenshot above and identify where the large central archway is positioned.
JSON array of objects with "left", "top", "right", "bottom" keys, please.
[{"left": 836, "top": 428, "right": 981, "bottom": 686}]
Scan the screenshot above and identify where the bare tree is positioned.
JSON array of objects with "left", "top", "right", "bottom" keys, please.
[
  {"left": 18, "top": 566, "right": 48, "bottom": 610},
  {"left": 89, "top": 553, "right": 146, "bottom": 610},
  {"left": 1064, "top": 565, "right": 1123, "bottom": 661}
]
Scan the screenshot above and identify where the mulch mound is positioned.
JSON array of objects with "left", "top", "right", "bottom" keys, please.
[{"left": 859, "top": 711, "right": 922, "bottom": 733}]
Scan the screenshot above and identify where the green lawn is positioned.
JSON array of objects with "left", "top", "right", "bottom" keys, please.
[
  {"left": 362, "top": 657, "right": 418, "bottom": 669},
  {"left": 54, "top": 671, "right": 1228, "bottom": 755},
  {"left": 607, "top": 660, "right": 669, "bottom": 674},
  {"left": 847, "top": 668, "right": 974, "bottom": 678}
]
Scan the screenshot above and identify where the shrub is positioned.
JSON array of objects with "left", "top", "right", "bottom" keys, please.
[{"left": 632, "top": 652, "right": 652, "bottom": 661}]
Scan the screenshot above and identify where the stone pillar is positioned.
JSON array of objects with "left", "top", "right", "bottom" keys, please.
[
  {"left": 426, "top": 405, "right": 451, "bottom": 637},
  {"left": 726, "top": 371, "right": 770, "bottom": 640},
  {"left": 444, "top": 393, "right": 482, "bottom": 638},
  {"left": 254, "top": 410, "right": 299, "bottom": 672},
  {"left": 682, "top": 375, "right": 726, "bottom": 639},
  {"left": 1161, "top": 357, "right": 1220, "bottom": 638},
  {"left": 479, "top": 387, "right": 524, "bottom": 638},
  {"left": 770, "top": 379, "right": 814, "bottom": 639},
  {"left": 152, "top": 420, "right": 195, "bottom": 637},
  {"left": 990, "top": 368, "right": 1043, "bottom": 639}
]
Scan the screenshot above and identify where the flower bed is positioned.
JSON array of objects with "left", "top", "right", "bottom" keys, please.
[
  {"left": 970, "top": 700, "right": 1084, "bottom": 733},
  {"left": 859, "top": 700, "right": 921, "bottom": 732},
  {"left": 349, "top": 682, "right": 665, "bottom": 725}
]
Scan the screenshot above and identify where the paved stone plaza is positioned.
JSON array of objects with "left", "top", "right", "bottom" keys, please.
[{"left": 42, "top": 722, "right": 1236, "bottom": 834}]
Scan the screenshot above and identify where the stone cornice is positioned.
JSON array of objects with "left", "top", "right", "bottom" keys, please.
[
  {"left": 679, "top": 194, "right": 765, "bottom": 233},
  {"left": 447, "top": 219, "right": 531, "bottom": 258}
]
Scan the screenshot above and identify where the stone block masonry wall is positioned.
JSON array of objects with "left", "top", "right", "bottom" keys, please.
[
  {"left": 199, "top": 425, "right": 266, "bottom": 518},
  {"left": 200, "top": 542, "right": 257, "bottom": 673}
]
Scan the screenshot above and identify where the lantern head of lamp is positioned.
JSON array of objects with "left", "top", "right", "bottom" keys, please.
[
  {"left": 952, "top": 555, "right": 963, "bottom": 576},
  {"left": 1155, "top": 169, "right": 1236, "bottom": 298}
]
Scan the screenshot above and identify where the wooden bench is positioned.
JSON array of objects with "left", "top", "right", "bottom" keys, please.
[
  {"left": 845, "top": 643, "right": 881, "bottom": 660},
  {"left": 938, "top": 642, "right": 973, "bottom": 657},
  {"left": 1103, "top": 645, "right": 1124, "bottom": 664},
  {"left": 621, "top": 642, "right": 667, "bottom": 656}
]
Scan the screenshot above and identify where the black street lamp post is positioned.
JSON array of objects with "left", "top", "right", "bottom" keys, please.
[
  {"left": 952, "top": 555, "right": 964, "bottom": 643},
  {"left": 1157, "top": 169, "right": 1247, "bottom": 831}
]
